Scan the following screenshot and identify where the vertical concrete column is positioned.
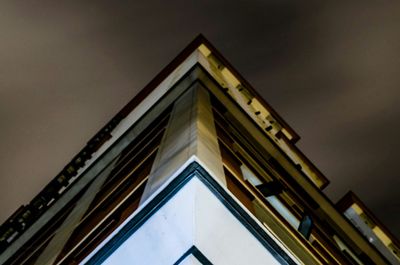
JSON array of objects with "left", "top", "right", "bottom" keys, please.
[{"left": 140, "top": 82, "right": 225, "bottom": 204}]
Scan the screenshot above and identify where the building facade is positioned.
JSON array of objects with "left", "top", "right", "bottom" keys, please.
[{"left": 0, "top": 35, "right": 399, "bottom": 264}]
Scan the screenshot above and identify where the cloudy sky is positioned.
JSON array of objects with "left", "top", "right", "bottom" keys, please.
[{"left": 0, "top": 1, "right": 399, "bottom": 238}]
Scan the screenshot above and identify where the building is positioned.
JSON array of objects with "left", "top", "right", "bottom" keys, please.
[
  {"left": 0, "top": 35, "right": 399, "bottom": 264},
  {"left": 337, "top": 191, "right": 400, "bottom": 264}
]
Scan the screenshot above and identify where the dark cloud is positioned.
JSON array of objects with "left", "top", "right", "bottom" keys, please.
[{"left": 0, "top": 1, "right": 399, "bottom": 238}]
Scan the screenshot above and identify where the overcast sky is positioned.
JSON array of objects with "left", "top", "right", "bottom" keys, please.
[{"left": 0, "top": 1, "right": 399, "bottom": 238}]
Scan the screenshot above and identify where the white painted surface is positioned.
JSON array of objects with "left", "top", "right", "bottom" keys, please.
[
  {"left": 193, "top": 178, "right": 281, "bottom": 265},
  {"left": 178, "top": 255, "right": 202, "bottom": 265},
  {"left": 101, "top": 178, "right": 196, "bottom": 265},
  {"left": 95, "top": 177, "right": 282, "bottom": 265}
]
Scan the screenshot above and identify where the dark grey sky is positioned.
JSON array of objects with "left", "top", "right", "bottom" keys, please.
[{"left": 0, "top": 1, "right": 399, "bottom": 238}]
